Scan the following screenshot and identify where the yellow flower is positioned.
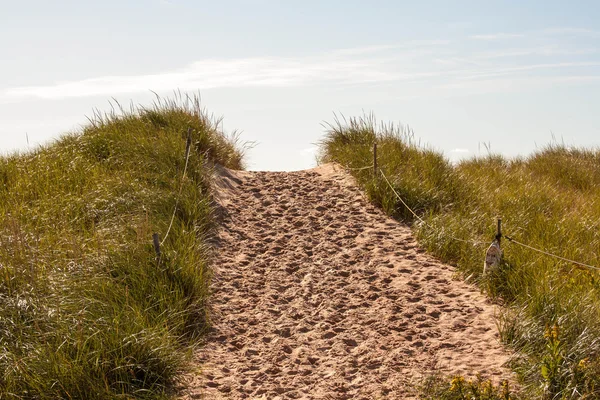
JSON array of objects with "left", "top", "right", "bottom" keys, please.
[
  {"left": 578, "top": 358, "right": 589, "bottom": 369},
  {"left": 482, "top": 379, "right": 493, "bottom": 395},
  {"left": 544, "top": 324, "right": 560, "bottom": 341},
  {"left": 552, "top": 324, "right": 560, "bottom": 340},
  {"left": 450, "top": 376, "right": 465, "bottom": 391}
]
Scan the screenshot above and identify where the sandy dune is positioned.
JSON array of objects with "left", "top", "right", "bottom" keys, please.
[{"left": 181, "top": 164, "right": 515, "bottom": 399}]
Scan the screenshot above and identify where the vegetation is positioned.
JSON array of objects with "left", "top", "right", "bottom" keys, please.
[
  {"left": 420, "top": 374, "right": 517, "bottom": 400},
  {"left": 0, "top": 95, "right": 244, "bottom": 399},
  {"left": 319, "top": 114, "right": 600, "bottom": 399}
]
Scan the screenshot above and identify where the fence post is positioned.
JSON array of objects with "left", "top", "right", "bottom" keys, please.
[
  {"left": 152, "top": 233, "right": 161, "bottom": 259},
  {"left": 496, "top": 218, "right": 502, "bottom": 245},
  {"left": 484, "top": 218, "right": 503, "bottom": 275},
  {"left": 373, "top": 142, "right": 378, "bottom": 178}
]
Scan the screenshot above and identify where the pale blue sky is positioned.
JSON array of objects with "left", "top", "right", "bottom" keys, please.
[{"left": 1, "top": 0, "right": 599, "bottom": 170}]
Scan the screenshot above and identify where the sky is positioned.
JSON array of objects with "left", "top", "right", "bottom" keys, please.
[{"left": 1, "top": 0, "right": 600, "bottom": 171}]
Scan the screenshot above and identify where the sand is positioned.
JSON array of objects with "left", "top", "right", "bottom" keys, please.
[{"left": 180, "top": 163, "right": 515, "bottom": 399}]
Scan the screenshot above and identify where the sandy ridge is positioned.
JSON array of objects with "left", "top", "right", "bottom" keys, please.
[{"left": 181, "top": 163, "right": 515, "bottom": 399}]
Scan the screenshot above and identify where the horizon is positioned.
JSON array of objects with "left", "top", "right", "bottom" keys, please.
[{"left": 2, "top": 0, "right": 600, "bottom": 170}]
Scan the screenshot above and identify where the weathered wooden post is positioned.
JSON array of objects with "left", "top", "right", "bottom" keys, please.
[
  {"left": 152, "top": 233, "right": 161, "bottom": 259},
  {"left": 496, "top": 218, "right": 502, "bottom": 245},
  {"left": 484, "top": 218, "right": 503, "bottom": 275}
]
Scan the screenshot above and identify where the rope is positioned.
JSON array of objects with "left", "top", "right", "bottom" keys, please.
[
  {"left": 347, "top": 164, "right": 374, "bottom": 172},
  {"left": 378, "top": 168, "right": 426, "bottom": 225},
  {"left": 378, "top": 168, "right": 485, "bottom": 247},
  {"left": 504, "top": 235, "right": 600, "bottom": 271},
  {"left": 160, "top": 130, "right": 193, "bottom": 246}
]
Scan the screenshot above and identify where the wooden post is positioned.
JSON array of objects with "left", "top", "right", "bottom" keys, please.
[
  {"left": 152, "top": 233, "right": 161, "bottom": 259},
  {"left": 373, "top": 142, "right": 378, "bottom": 178},
  {"left": 496, "top": 218, "right": 502, "bottom": 245},
  {"left": 485, "top": 218, "right": 503, "bottom": 275}
]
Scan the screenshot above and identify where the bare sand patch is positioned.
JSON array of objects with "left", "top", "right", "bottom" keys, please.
[{"left": 181, "top": 163, "right": 515, "bottom": 399}]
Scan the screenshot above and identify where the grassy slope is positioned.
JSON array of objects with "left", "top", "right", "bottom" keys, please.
[
  {"left": 319, "top": 115, "right": 600, "bottom": 399},
  {"left": 0, "top": 97, "right": 243, "bottom": 399}
]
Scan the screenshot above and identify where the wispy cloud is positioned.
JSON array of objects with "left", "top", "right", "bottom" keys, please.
[
  {"left": 541, "top": 27, "right": 600, "bottom": 37},
  {"left": 2, "top": 29, "right": 599, "bottom": 103},
  {"left": 333, "top": 39, "right": 451, "bottom": 55},
  {"left": 455, "top": 62, "right": 600, "bottom": 81},
  {"left": 332, "top": 45, "right": 402, "bottom": 56},
  {"left": 2, "top": 55, "right": 405, "bottom": 101},
  {"left": 471, "top": 27, "right": 600, "bottom": 41},
  {"left": 474, "top": 46, "right": 598, "bottom": 59},
  {"left": 1, "top": 40, "right": 455, "bottom": 102},
  {"left": 470, "top": 33, "right": 525, "bottom": 40},
  {"left": 437, "top": 75, "right": 600, "bottom": 97}
]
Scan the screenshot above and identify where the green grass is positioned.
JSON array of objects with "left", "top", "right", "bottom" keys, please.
[
  {"left": 319, "top": 114, "right": 600, "bottom": 399},
  {"left": 0, "top": 95, "right": 244, "bottom": 399}
]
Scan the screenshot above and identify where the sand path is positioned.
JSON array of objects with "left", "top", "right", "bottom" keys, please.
[{"left": 181, "top": 164, "right": 514, "bottom": 399}]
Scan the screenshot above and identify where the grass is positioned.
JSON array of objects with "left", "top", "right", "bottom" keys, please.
[
  {"left": 319, "top": 114, "right": 600, "bottom": 399},
  {"left": 0, "top": 94, "right": 244, "bottom": 399}
]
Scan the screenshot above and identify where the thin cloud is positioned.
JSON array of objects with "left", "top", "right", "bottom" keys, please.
[
  {"left": 472, "top": 27, "right": 600, "bottom": 41},
  {"left": 437, "top": 75, "right": 600, "bottom": 97},
  {"left": 2, "top": 40, "right": 455, "bottom": 102},
  {"left": 332, "top": 40, "right": 450, "bottom": 56},
  {"left": 541, "top": 27, "right": 600, "bottom": 37},
  {"left": 2, "top": 55, "right": 403, "bottom": 101},
  {"left": 474, "top": 47, "right": 598, "bottom": 59},
  {"left": 455, "top": 62, "right": 600, "bottom": 81},
  {"left": 2, "top": 32, "right": 599, "bottom": 103},
  {"left": 470, "top": 33, "right": 525, "bottom": 40},
  {"left": 332, "top": 45, "right": 402, "bottom": 56}
]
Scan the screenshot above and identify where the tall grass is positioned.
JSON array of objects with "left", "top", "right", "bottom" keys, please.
[
  {"left": 319, "top": 114, "right": 600, "bottom": 399},
  {"left": 0, "top": 95, "right": 244, "bottom": 399}
]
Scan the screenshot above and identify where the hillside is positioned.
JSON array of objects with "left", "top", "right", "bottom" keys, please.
[
  {"left": 319, "top": 115, "right": 600, "bottom": 399},
  {"left": 0, "top": 96, "right": 244, "bottom": 398}
]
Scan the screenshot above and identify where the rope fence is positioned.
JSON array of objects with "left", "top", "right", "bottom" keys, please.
[
  {"left": 363, "top": 142, "right": 599, "bottom": 273},
  {"left": 347, "top": 164, "right": 374, "bottom": 172},
  {"left": 504, "top": 235, "right": 600, "bottom": 271},
  {"left": 378, "top": 168, "right": 486, "bottom": 248}
]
